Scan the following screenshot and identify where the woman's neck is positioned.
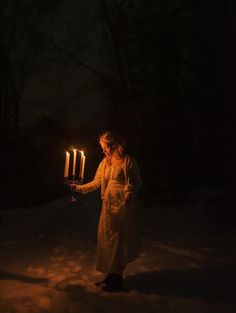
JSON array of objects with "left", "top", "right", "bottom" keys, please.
[
  {"left": 106, "top": 152, "right": 125, "bottom": 165},
  {"left": 111, "top": 155, "right": 124, "bottom": 165}
]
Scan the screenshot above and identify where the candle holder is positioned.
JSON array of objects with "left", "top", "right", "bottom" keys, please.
[{"left": 64, "top": 176, "right": 83, "bottom": 202}]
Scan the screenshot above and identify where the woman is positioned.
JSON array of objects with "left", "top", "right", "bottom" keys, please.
[{"left": 70, "top": 131, "right": 142, "bottom": 291}]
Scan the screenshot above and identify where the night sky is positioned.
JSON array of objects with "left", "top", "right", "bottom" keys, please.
[{"left": 0, "top": 0, "right": 235, "bottom": 216}]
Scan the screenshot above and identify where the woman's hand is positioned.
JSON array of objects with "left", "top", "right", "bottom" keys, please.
[
  {"left": 69, "top": 183, "right": 82, "bottom": 193},
  {"left": 123, "top": 196, "right": 130, "bottom": 206}
]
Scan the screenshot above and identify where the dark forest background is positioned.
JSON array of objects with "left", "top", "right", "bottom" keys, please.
[{"left": 0, "top": 0, "right": 235, "bottom": 225}]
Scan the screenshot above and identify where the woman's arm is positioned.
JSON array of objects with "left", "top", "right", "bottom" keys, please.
[
  {"left": 124, "top": 157, "right": 142, "bottom": 201},
  {"left": 71, "top": 159, "right": 104, "bottom": 194}
]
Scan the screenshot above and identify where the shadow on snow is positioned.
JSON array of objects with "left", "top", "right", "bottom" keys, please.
[
  {"left": 54, "top": 267, "right": 236, "bottom": 304},
  {"left": 124, "top": 267, "right": 236, "bottom": 304}
]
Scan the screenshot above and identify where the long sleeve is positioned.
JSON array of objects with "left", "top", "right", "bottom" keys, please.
[
  {"left": 78, "top": 159, "right": 103, "bottom": 194},
  {"left": 124, "top": 157, "right": 142, "bottom": 201}
]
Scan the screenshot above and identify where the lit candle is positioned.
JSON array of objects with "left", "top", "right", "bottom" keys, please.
[
  {"left": 79, "top": 151, "right": 86, "bottom": 179},
  {"left": 64, "top": 151, "right": 70, "bottom": 178},
  {"left": 81, "top": 154, "right": 86, "bottom": 180},
  {"left": 72, "top": 149, "right": 77, "bottom": 176}
]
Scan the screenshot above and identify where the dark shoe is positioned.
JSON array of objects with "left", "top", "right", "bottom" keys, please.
[
  {"left": 102, "top": 284, "right": 123, "bottom": 292},
  {"left": 102, "top": 273, "right": 123, "bottom": 292}
]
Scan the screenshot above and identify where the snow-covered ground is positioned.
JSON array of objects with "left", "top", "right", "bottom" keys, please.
[{"left": 0, "top": 191, "right": 235, "bottom": 313}]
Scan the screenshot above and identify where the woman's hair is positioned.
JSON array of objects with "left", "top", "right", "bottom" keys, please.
[{"left": 99, "top": 131, "right": 126, "bottom": 159}]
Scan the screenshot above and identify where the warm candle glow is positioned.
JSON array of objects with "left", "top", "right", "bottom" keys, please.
[
  {"left": 72, "top": 149, "right": 77, "bottom": 176},
  {"left": 81, "top": 154, "right": 86, "bottom": 180},
  {"left": 79, "top": 151, "right": 86, "bottom": 179},
  {"left": 64, "top": 151, "right": 70, "bottom": 178}
]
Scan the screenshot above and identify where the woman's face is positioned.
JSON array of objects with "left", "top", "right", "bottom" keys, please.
[{"left": 100, "top": 140, "right": 115, "bottom": 157}]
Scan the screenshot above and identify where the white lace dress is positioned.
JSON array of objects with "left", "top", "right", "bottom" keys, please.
[{"left": 79, "top": 155, "right": 142, "bottom": 273}]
